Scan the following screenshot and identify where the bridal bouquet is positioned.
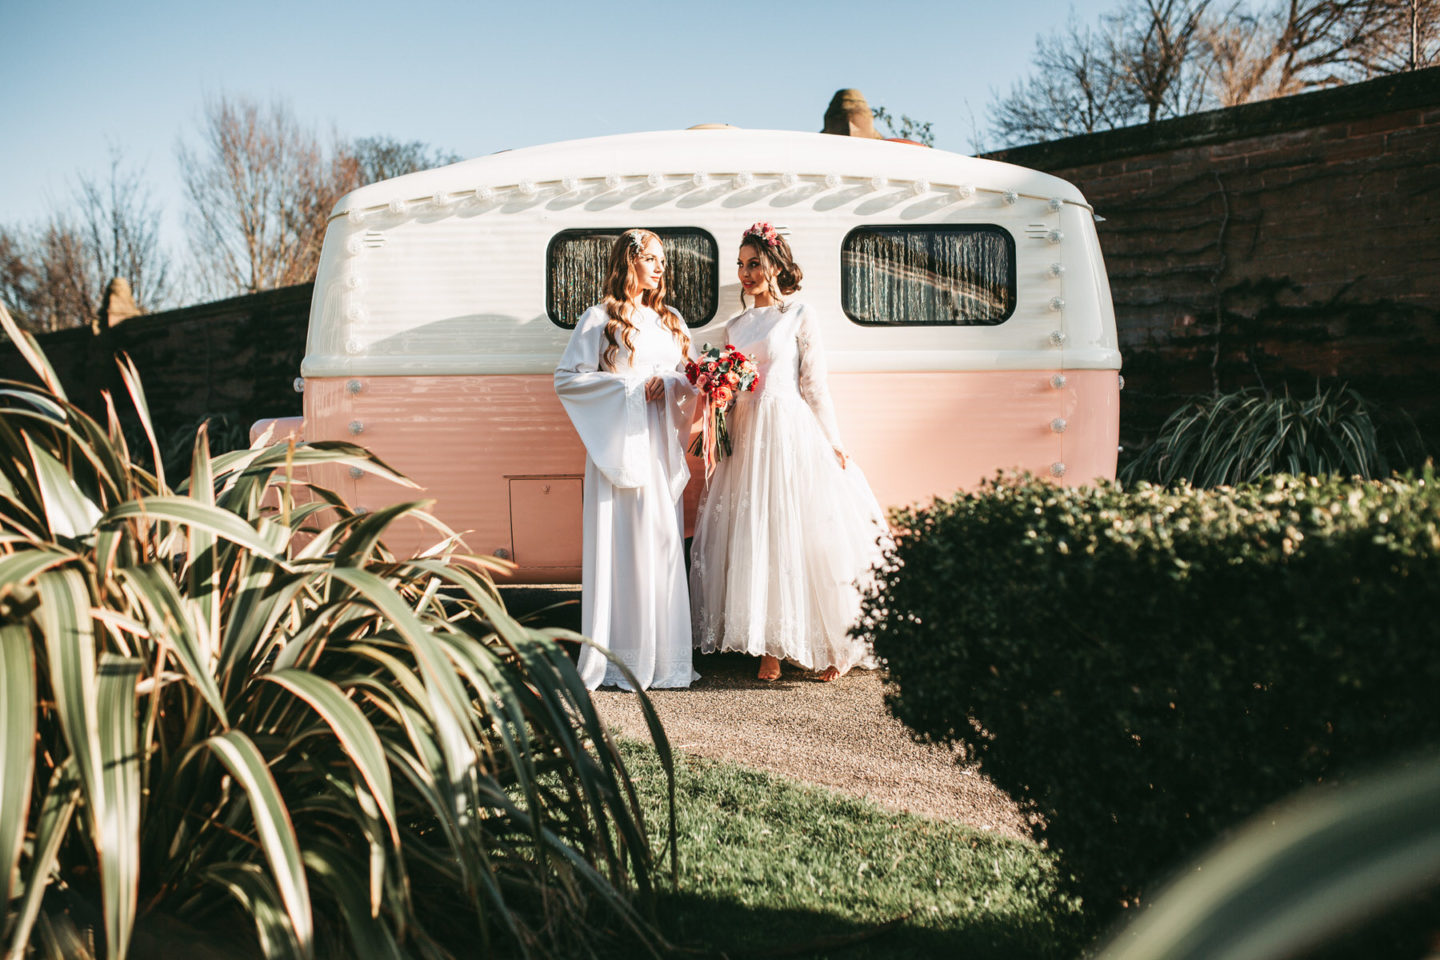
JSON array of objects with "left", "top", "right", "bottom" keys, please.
[{"left": 685, "top": 342, "right": 759, "bottom": 476}]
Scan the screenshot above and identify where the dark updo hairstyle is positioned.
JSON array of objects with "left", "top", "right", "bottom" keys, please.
[{"left": 738, "top": 222, "right": 803, "bottom": 309}]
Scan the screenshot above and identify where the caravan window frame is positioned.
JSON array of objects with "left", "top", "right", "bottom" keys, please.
[
  {"left": 839, "top": 224, "right": 1018, "bottom": 327},
  {"left": 545, "top": 227, "right": 719, "bottom": 329}
]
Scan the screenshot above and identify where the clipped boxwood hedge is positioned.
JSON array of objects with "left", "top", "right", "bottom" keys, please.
[{"left": 857, "top": 470, "right": 1440, "bottom": 930}]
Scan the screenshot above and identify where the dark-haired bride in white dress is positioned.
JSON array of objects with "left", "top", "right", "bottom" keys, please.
[{"left": 690, "top": 222, "right": 889, "bottom": 681}]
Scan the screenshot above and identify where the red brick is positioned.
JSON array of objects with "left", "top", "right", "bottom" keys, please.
[{"left": 1347, "top": 110, "right": 1424, "bottom": 137}]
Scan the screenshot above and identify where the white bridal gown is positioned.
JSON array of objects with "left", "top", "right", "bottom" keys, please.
[
  {"left": 555, "top": 304, "right": 698, "bottom": 690},
  {"left": 690, "top": 302, "right": 889, "bottom": 674}
]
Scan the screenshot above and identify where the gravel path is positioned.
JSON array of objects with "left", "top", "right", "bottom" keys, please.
[{"left": 591, "top": 652, "right": 1033, "bottom": 841}]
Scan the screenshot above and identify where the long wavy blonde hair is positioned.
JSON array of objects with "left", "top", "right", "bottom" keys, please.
[{"left": 600, "top": 229, "right": 690, "bottom": 369}]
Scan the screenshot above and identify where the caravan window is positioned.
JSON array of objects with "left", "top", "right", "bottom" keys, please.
[
  {"left": 547, "top": 228, "right": 717, "bottom": 328},
  {"left": 841, "top": 225, "right": 1016, "bottom": 326}
]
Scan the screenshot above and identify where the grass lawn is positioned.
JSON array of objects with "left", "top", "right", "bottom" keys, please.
[{"left": 615, "top": 741, "right": 1081, "bottom": 959}]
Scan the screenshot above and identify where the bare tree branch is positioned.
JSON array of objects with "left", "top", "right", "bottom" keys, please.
[{"left": 176, "top": 94, "right": 359, "bottom": 298}]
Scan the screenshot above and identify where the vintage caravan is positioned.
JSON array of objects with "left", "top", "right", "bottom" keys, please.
[{"left": 266, "top": 127, "right": 1121, "bottom": 582}]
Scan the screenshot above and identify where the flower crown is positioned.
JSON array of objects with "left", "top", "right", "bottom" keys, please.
[{"left": 742, "top": 222, "right": 781, "bottom": 247}]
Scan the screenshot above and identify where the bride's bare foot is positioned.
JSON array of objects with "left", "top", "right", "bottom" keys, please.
[
  {"left": 758, "top": 655, "right": 781, "bottom": 681},
  {"left": 817, "top": 665, "right": 845, "bottom": 682}
]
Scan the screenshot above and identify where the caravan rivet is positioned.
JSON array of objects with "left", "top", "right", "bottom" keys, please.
[
  {"left": 1051, "top": 374, "right": 1068, "bottom": 389},
  {"left": 1049, "top": 296, "right": 1066, "bottom": 312},
  {"left": 474, "top": 185, "right": 495, "bottom": 201},
  {"left": 1047, "top": 229, "right": 1065, "bottom": 244},
  {"left": 495, "top": 547, "right": 511, "bottom": 560},
  {"left": 388, "top": 198, "right": 409, "bottom": 215},
  {"left": 869, "top": 175, "right": 888, "bottom": 191},
  {"left": 781, "top": 172, "right": 798, "bottom": 188},
  {"left": 346, "top": 379, "right": 362, "bottom": 394},
  {"left": 605, "top": 173, "right": 622, "bottom": 188},
  {"left": 824, "top": 173, "right": 842, "bottom": 189},
  {"left": 348, "top": 466, "right": 364, "bottom": 479},
  {"left": 1048, "top": 262, "right": 1065, "bottom": 278},
  {"left": 345, "top": 236, "right": 363, "bottom": 255},
  {"left": 1051, "top": 418, "right": 1068, "bottom": 434},
  {"left": 911, "top": 179, "right": 930, "bottom": 196},
  {"left": 1049, "top": 197, "right": 1064, "bottom": 211},
  {"left": 1118, "top": 374, "right": 1126, "bottom": 390},
  {"left": 1048, "top": 330, "right": 1067, "bottom": 347},
  {"left": 1051, "top": 462, "right": 1067, "bottom": 478},
  {"left": 692, "top": 172, "right": 711, "bottom": 188},
  {"left": 1003, "top": 190, "right": 1018, "bottom": 205},
  {"left": 518, "top": 179, "right": 538, "bottom": 196},
  {"left": 561, "top": 176, "right": 578, "bottom": 193},
  {"left": 734, "top": 171, "right": 754, "bottom": 188},
  {"left": 955, "top": 184, "right": 975, "bottom": 201},
  {"left": 432, "top": 190, "right": 451, "bottom": 207},
  {"left": 346, "top": 208, "right": 366, "bottom": 226},
  {"left": 348, "top": 421, "right": 364, "bottom": 435},
  {"left": 292, "top": 377, "right": 305, "bottom": 394},
  {"left": 646, "top": 172, "right": 663, "bottom": 187}
]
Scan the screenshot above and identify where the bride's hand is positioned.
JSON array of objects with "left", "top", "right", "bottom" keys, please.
[
  {"left": 833, "top": 447, "right": 848, "bottom": 469},
  {"left": 644, "top": 376, "right": 665, "bottom": 402}
]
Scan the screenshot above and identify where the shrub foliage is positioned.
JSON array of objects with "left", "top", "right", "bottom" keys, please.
[
  {"left": 857, "top": 470, "right": 1440, "bottom": 930},
  {"left": 0, "top": 304, "right": 672, "bottom": 959},
  {"left": 1120, "top": 384, "right": 1428, "bottom": 487}
]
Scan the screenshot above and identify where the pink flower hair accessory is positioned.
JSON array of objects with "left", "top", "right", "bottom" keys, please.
[{"left": 743, "top": 222, "right": 780, "bottom": 247}]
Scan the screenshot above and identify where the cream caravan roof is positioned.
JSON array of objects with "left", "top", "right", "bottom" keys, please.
[
  {"left": 304, "top": 128, "right": 1117, "bottom": 378},
  {"left": 331, "top": 128, "right": 1089, "bottom": 219}
]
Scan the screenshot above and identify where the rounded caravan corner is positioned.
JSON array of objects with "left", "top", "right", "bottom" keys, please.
[{"left": 293, "top": 127, "right": 1121, "bottom": 582}]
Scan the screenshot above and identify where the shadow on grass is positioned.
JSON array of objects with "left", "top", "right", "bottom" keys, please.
[{"left": 649, "top": 889, "right": 1077, "bottom": 959}]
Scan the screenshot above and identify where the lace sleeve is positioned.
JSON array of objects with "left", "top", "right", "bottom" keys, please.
[{"left": 796, "top": 305, "right": 844, "bottom": 450}]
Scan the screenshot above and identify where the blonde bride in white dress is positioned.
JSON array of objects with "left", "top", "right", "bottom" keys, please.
[
  {"left": 690, "top": 223, "right": 889, "bottom": 681},
  {"left": 555, "top": 229, "right": 698, "bottom": 690}
]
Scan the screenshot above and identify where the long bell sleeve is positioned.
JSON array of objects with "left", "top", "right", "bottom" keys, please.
[
  {"left": 554, "top": 305, "right": 652, "bottom": 488},
  {"left": 655, "top": 314, "right": 698, "bottom": 500},
  {"left": 795, "top": 305, "right": 845, "bottom": 451}
]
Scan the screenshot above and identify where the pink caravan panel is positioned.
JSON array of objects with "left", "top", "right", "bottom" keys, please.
[{"left": 303, "top": 369, "right": 1118, "bottom": 582}]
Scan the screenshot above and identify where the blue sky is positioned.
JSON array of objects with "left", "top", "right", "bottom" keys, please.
[{"left": 2, "top": 0, "right": 1116, "bottom": 263}]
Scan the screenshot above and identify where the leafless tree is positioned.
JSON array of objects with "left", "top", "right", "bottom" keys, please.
[
  {"left": 0, "top": 149, "right": 171, "bottom": 333},
  {"left": 990, "top": 0, "right": 1434, "bottom": 144},
  {"left": 991, "top": 18, "right": 1141, "bottom": 144},
  {"left": 1349, "top": 0, "right": 1440, "bottom": 71},
  {"left": 1113, "top": 0, "right": 1215, "bottom": 121},
  {"left": 346, "top": 136, "right": 462, "bottom": 185},
  {"left": 177, "top": 95, "right": 360, "bottom": 298},
  {"left": 75, "top": 147, "right": 172, "bottom": 314}
]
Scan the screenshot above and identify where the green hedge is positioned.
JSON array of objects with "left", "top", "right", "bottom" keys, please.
[{"left": 856, "top": 470, "right": 1440, "bottom": 931}]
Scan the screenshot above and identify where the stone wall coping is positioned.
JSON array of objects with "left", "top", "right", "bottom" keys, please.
[{"left": 984, "top": 66, "right": 1440, "bottom": 171}]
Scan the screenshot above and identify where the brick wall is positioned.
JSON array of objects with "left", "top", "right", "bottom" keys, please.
[
  {"left": 0, "top": 284, "right": 311, "bottom": 447},
  {"left": 987, "top": 67, "right": 1440, "bottom": 456}
]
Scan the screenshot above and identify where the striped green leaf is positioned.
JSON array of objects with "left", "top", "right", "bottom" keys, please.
[
  {"left": 102, "top": 496, "right": 287, "bottom": 560},
  {"left": 200, "top": 863, "right": 305, "bottom": 960},
  {"left": 0, "top": 302, "right": 68, "bottom": 401},
  {"left": 4, "top": 760, "right": 82, "bottom": 959},
  {"left": 35, "top": 569, "right": 104, "bottom": 833},
  {"left": 25, "top": 435, "right": 103, "bottom": 539},
  {"left": 260, "top": 670, "right": 398, "bottom": 845},
  {"left": 96, "top": 654, "right": 143, "bottom": 960},
  {"left": 0, "top": 624, "right": 36, "bottom": 916},
  {"left": 198, "top": 731, "right": 313, "bottom": 958}
]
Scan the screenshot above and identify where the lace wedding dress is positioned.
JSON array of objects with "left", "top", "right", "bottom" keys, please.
[{"left": 690, "top": 302, "right": 889, "bottom": 674}]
